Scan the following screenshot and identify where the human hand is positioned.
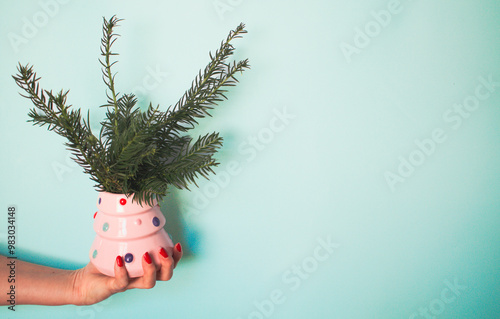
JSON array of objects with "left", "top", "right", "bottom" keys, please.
[{"left": 71, "top": 243, "right": 183, "bottom": 305}]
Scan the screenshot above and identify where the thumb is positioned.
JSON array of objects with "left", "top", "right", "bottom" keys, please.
[{"left": 109, "top": 256, "right": 129, "bottom": 292}]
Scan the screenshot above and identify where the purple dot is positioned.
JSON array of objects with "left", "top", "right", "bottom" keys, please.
[
  {"left": 124, "top": 253, "right": 134, "bottom": 263},
  {"left": 152, "top": 217, "right": 160, "bottom": 227},
  {"left": 98, "top": 198, "right": 101, "bottom": 204}
]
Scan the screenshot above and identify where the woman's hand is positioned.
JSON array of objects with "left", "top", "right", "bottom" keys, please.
[{"left": 71, "top": 243, "right": 183, "bottom": 305}]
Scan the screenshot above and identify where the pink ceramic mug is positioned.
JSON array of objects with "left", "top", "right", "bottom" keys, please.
[{"left": 89, "top": 192, "right": 174, "bottom": 277}]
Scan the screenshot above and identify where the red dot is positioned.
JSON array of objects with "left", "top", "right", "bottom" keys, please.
[
  {"left": 120, "top": 198, "right": 127, "bottom": 205},
  {"left": 93, "top": 212, "right": 97, "bottom": 219}
]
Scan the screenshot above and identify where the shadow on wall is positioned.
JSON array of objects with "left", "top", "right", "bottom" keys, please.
[
  {"left": 157, "top": 131, "right": 241, "bottom": 259},
  {"left": 3, "top": 247, "right": 87, "bottom": 270},
  {"left": 160, "top": 189, "right": 196, "bottom": 258}
]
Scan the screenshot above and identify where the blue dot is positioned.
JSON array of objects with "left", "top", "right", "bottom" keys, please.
[
  {"left": 124, "top": 253, "right": 133, "bottom": 263},
  {"left": 102, "top": 223, "right": 109, "bottom": 232},
  {"left": 92, "top": 249, "right": 97, "bottom": 259},
  {"left": 98, "top": 198, "right": 101, "bottom": 204},
  {"left": 152, "top": 217, "right": 160, "bottom": 227}
]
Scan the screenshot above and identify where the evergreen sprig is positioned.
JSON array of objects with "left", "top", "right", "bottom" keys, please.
[{"left": 13, "top": 15, "right": 250, "bottom": 206}]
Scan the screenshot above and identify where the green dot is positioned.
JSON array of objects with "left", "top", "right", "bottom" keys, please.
[
  {"left": 103, "top": 222, "right": 109, "bottom": 232},
  {"left": 92, "top": 249, "right": 97, "bottom": 259}
]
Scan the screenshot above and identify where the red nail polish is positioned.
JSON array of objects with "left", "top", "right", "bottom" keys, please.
[
  {"left": 175, "top": 243, "right": 182, "bottom": 253},
  {"left": 144, "top": 252, "right": 152, "bottom": 264},
  {"left": 160, "top": 247, "right": 168, "bottom": 258},
  {"left": 116, "top": 256, "right": 123, "bottom": 267}
]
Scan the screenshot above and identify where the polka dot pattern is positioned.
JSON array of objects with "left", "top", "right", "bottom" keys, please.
[
  {"left": 152, "top": 217, "right": 160, "bottom": 227},
  {"left": 91, "top": 193, "right": 172, "bottom": 277},
  {"left": 124, "top": 253, "right": 133, "bottom": 263}
]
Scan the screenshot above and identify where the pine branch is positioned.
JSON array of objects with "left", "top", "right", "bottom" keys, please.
[
  {"left": 160, "top": 23, "right": 250, "bottom": 136},
  {"left": 100, "top": 15, "right": 123, "bottom": 136},
  {"left": 12, "top": 64, "right": 113, "bottom": 189},
  {"left": 162, "top": 132, "right": 223, "bottom": 189},
  {"left": 110, "top": 98, "right": 157, "bottom": 182},
  {"left": 13, "top": 17, "right": 249, "bottom": 206}
]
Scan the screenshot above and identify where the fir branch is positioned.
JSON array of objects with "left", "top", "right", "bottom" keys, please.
[
  {"left": 13, "top": 17, "right": 249, "bottom": 206},
  {"left": 108, "top": 97, "right": 156, "bottom": 182},
  {"left": 100, "top": 15, "right": 123, "bottom": 136},
  {"left": 161, "top": 23, "right": 250, "bottom": 136},
  {"left": 12, "top": 64, "right": 112, "bottom": 189},
  {"left": 163, "top": 132, "right": 223, "bottom": 189}
]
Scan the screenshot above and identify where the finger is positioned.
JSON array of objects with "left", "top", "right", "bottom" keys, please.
[
  {"left": 129, "top": 252, "right": 157, "bottom": 289},
  {"left": 110, "top": 256, "right": 129, "bottom": 292},
  {"left": 173, "top": 243, "right": 183, "bottom": 269},
  {"left": 156, "top": 247, "right": 174, "bottom": 281}
]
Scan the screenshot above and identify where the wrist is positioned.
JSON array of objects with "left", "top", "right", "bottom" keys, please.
[{"left": 68, "top": 268, "right": 87, "bottom": 306}]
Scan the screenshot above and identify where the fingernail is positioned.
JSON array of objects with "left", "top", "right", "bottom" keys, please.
[
  {"left": 144, "top": 252, "right": 152, "bottom": 264},
  {"left": 116, "top": 256, "right": 123, "bottom": 267},
  {"left": 175, "top": 243, "right": 182, "bottom": 253},
  {"left": 159, "top": 247, "right": 168, "bottom": 258}
]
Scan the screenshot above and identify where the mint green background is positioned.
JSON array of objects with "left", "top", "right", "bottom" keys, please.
[{"left": 1, "top": 0, "right": 499, "bottom": 318}]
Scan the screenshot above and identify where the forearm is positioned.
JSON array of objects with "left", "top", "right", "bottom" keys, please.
[{"left": 0, "top": 255, "right": 77, "bottom": 306}]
